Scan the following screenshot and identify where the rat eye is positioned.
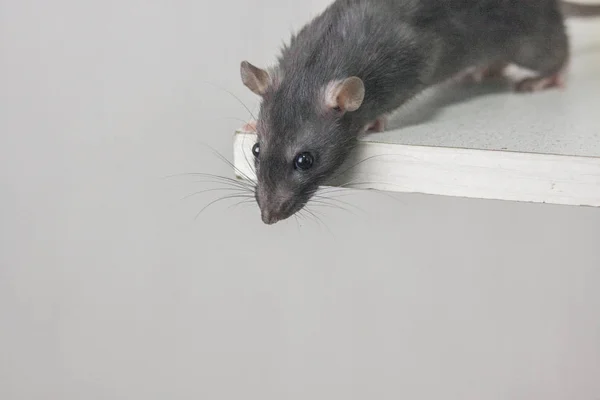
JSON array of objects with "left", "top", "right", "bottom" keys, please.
[
  {"left": 294, "top": 152, "right": 314, "bottom": 171},
  {"left": 252, "top": 143, "right": 260, "bottom": 158}
]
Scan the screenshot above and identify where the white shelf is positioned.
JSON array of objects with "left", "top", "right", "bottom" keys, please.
[{"left": 233, "top": 19, "right": 600, "bottom": 208}]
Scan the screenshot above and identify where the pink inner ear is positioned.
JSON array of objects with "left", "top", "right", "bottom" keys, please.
[
  {"left": 242, "top": 120, "right": 257, "bottom": 132},
  {"left": 324, "top": 81, "right": 342, "bottom": 109},
  {"left": 323, "top": 78, "right": 364, "bottom": 112}
]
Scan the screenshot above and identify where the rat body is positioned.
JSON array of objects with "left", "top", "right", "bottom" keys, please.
[{"left": 240, "top": 0, "right": 600, "bottom": 224}]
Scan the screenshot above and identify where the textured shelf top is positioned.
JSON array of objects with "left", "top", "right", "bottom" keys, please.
[{"left": 364, "top": 19, "right": 600, "bottom": 159}]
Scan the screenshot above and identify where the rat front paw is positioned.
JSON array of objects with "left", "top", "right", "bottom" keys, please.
[{"left": 364, "top": 116, "right": 388, "bottom": 133}]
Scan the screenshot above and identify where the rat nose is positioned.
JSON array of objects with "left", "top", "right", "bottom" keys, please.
[
  {"left": 256, "top": 186, "right": 292, "bottom": 225},
  {"left": 261, "top": 209, "right": 279, "bottom": 225},
  {"left": 259, "top": 196, "right": 291, "bottom": 225}
]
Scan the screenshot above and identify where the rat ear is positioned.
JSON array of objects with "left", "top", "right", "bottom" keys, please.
[
  {"left": 240, "top": 61, "right": 271, "bottom": 96},
  {"left": 325, "top": 77, "right": 365, "bottom": 112}
]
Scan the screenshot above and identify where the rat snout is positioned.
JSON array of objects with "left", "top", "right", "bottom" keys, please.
[
  {"left": 256, "top": 187, "right": 295, "bottom": 225},
  {"left": 260, "top": 197, "right": 292, "bottom": 225},
  {"left": 261, "top": 208, "right": 280, "bottom": 225}
]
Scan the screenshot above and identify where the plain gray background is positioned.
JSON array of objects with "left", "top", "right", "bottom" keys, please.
[{"left": 1, "top": 1, "right": 600, "bottom": 399}]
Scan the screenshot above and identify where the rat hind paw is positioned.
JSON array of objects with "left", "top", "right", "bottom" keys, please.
[{"left": 514, "top": 72, "right": 565, "bottom": 92}]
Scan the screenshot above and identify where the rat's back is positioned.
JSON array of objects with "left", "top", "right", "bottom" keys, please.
[{"left": 279, "top": 0, "right": 565, "bottom": 84}]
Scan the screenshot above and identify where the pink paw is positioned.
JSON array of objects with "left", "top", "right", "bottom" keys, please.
[
  {"left": 514, "top": 73, "right": 565, "bottom": 92},
  {"left": 364, "top": 116, "right": 388, "bottom": 133}
]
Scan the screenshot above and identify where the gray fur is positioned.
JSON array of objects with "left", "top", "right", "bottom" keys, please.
[{"left": 243, "top": 0, "right": 599, "bottom": 224}]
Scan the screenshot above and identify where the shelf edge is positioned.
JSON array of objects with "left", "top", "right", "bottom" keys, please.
[{"left": 233, "top": 130, "right": 600, "bottom": 208}]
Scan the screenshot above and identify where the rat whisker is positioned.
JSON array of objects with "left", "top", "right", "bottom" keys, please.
[
  {"left": 294, "top": 209, "right": 312, "bottom": 230},
  {"left": 316, "top": 185, "right": 364, "bottom": 195},
  {"left": 168, "top": 172, "right": 254, "bottom": 190},
  {"left": 190, "top": 142, "right": 254, "bottom": 184},
  {"left": 216, "top": 154, "right": 254, "bottom": 184},
  {"left": 311, "top": 194, "right": 368, "bottom": 214},
  {"left": 303, "top": 206, "right": 334, "bottom": 237},
  {"left": 324, "top": 176, "right": 407, "bottom": 196},
  {"left": 315, "top": 186, "right": 348, "bottom": 194},
  {"left": 335, "top": 181, "right": 407, "bottom": 205},
  {"left": 297, "top": 207, "right": 317, "bottom": 227},
  {"left": 293, "top": 214, "right": 302, "bottom": 231},
  {"left": 196, "top": 142, "right": 256, "bottom": 184},
  {"left": 309, "top": 197, "right": 355, "bottom": 212},
  {"left": 194, "top": 194, "right": 256, "bottom": 220},
  {"left": 182, "top": 180, "right": 253, "bottom": 197},
  {"left": 181, "top": 187, "right": 250, "bottom": 201},
  {"left": 168, "top": 175, "right": 254, "bottom": 197},
  {"left": 227, "top": 198, "right": 257, "bottom": 211},
  {"left": 315, "top": 187, "right": 359, "bottom": 198},
  {"left": 308, "top": 199, "right": 357, "bottom": 216},
  {"left": 204, "top": 116, "right": 258, "bottom": 133},
  {"left": 337, "top": 180, "right": 403, "bottom": 189},
  {"left": 224, "top": 117, "right": 258, "bottom": 132},
  {"left": 302, "top": 205, "right": 322, "bottom": 224},
  {"left": 308, "top": 198, "right": 351, "bottom": 209},
  {"left": 363, "top": 188, "right": 407, "bottom": 205},
  {"left": 190, "top": 178, "right": 254, "bottom": 192},
  {"left": 191, "top": 183, "right": 252, "bottom": 196},
  {"left": 296, "top": 209, "right": 311, "bottom": 224},
  {"left": 315, "top": 191, "right": 362, "bottom": 199},
  {"left": 202, "top": 81, "right": 257, "bottom": 121},
  {"left": 164, "top": 171, "right": 244, "bottom": 183},
  {"left": 329, "top": 153, "right": 405, "bottom": 182}
]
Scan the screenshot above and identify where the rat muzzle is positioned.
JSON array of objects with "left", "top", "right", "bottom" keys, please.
[
  {"left": 260, "top": 208, "right": 280, "bottom": 225},
  {"left": 256, "top": 187, "right": 298, "bottom": 225}
]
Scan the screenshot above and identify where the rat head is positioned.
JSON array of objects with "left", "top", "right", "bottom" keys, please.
[{"left": 240, "top": 61, "right": 365, "bottom": 225}]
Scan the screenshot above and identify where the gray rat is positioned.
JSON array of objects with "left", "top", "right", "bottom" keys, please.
[{"left": 240, "top": 0, "right": 600, "bottom": 225}]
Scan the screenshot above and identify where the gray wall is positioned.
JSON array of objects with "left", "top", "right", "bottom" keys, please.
[{"left": 1, "top": 1, "right": 599, "bottom": 399}]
